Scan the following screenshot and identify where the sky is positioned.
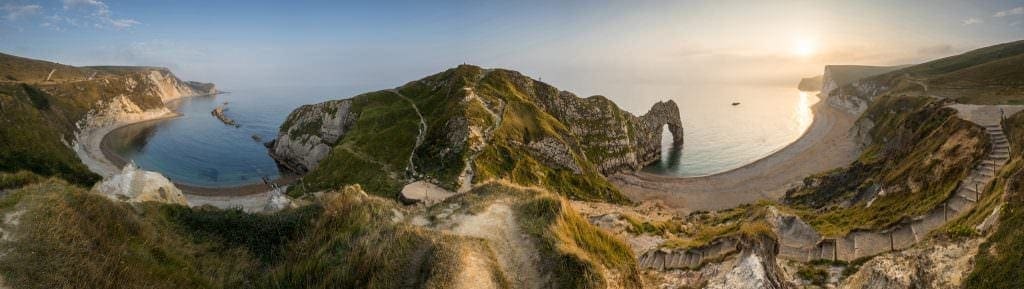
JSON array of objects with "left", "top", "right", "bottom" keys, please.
[{"left": 2, "top": 0, "right": 1023, "bottom": 111}]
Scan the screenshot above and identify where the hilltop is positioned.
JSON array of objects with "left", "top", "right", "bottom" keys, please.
[{"left": 269, "top": 65, "right": 684, "bottom": 203}]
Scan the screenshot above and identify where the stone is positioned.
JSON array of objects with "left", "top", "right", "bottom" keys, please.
[{"left": 93, "top": 163, "right": 188, "bottom": 205}]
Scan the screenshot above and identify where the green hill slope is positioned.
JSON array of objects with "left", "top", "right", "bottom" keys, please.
[
  {"left": 270, "top": 65, "right": 684, "bottom": 203},
  {"left": 0, "top": 53, "right": 216, "bottom": 186}
]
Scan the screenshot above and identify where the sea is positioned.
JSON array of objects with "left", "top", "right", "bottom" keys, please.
[{"left": 105, "top": 84, "right": 816, "bottom": 187}]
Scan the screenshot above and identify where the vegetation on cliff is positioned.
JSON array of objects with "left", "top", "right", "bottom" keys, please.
[
  {"left": 786, "top": 95, "right": 987, "bottom": 236},
  {"left": 0, "top": 53, "right": 214, "bottom": 186},
  {"left": 963, "top": 111, "right": 1024, "bottom": 289},
  {"left": 279, "top": 65, "right": 682, "bottom": 203}
]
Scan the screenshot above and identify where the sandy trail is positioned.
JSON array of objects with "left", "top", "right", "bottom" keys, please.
[
  {"left": 452, "top": 203, "right": 544, "bottom": 289},
  {"left": 612, "top": 94, "right": 861, "bottom": 212}
]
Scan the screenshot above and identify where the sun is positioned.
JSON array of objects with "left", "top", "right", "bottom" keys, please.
[{"left": 793, "top": 39, "right": 817, "bottom": 57}]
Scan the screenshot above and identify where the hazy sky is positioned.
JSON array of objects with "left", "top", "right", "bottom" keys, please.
[{"left": 2, "top": 0, "right": 1023, "bottom": 109}]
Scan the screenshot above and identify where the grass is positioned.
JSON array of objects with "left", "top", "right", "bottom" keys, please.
[
  {"left": 0, "top": 84, "right": 101, "bottom": 186},
  {"left": 163, "top": 204, "right": 322, "bottom": 262},
  {"left": 0, "top": 181, "right": 509, "bottom": 289},
  {"left": 2, "top": 178, "right": 643, "bottom": 289},
  {"left": 509, "top": 184, "right": 642, "bottom": 289},
  {"left": 662, "top": 202, "right": 772, "bottom": 249},
  {"left": 0, "top": 180, "right": 261, "bottom": 289},
  {"left": 785, "top": 95, "right": 987, "bottom": 236},
  {"left": 286, "top": 65, "right": 639, "bottom": 204},
  {"left": 796, "top": 265, "right": 829, "bottom": 286},
  {"left": 288, "top": 91, "right": 420, "bottom": 197},
  {"left": 962, "top": 111, "right": 1024, "bottom": 289}
]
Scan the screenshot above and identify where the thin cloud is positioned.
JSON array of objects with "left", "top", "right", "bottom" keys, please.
[
  {"left": 962, "top": 18, "right": 983, "bottom": 25},
  {"left": 60, "top": 0, "right": 140, "bottom": 29},
  {"left": 1, "top": 3, "right": 42, "bottom": 21},
  {"left": 994, "top": 6, "right": 1024, "bottom": 17}
]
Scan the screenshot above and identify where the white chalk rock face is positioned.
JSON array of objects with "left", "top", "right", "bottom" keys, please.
[
  {"left": 94, "top": 163, "right": 188, "bottom": 205},
  {"left": 263, "top": 187, "right": 293, "bottom": 212}
]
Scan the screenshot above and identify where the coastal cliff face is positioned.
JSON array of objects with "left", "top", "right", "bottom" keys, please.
[
  {"left": 0, "top": 53, "right": 216, "bottom": 185},
  {"left": 269, "top": 99, "right": 354, "bottom": 173},
  {"left": 270, "top": 65, "right": 684, "bottom": 201}
]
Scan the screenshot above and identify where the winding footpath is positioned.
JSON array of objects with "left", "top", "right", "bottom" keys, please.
[{"left": 389, "top": 89, "right": 428, "bottom": 177}]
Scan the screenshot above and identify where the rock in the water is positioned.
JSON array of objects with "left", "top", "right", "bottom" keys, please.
[
  {"left": 93, "top": 163, "right": 188, "bottom": 205},
  {"left": 211, "top": 102, "right": 239, "bottom": 127}
]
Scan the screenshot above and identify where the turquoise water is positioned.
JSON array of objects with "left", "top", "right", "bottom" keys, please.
[
  {"left": 106, "top": 86, "right": 360, "bottom": 187},
  {"left": 107, "top": 84, "right": 814, "bottom": 186}
]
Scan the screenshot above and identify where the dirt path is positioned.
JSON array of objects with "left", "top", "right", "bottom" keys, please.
[
  {"left": 453, "top": 248, "right": 500, "bottom": 289},
  {"left": 612, "top": 94, "right": 861, "bottom": 212},
  {"left": 452, "top": 203, "right": 544, "bottom": 289},
  {"left": 457, "top": 86, "right": 506, "bottom": 193},
  {"left": 389, "top": 89, "right": 427, "bottom": 177}
]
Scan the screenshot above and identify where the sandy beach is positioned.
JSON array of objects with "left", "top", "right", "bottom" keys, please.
[
  {"left": 74, "top": 109, "right": 181, "bottom": 178},
  {"left": 97, "top": 116, "right": 295, "bottom": 196},
  {"left": 611, "top": 93, "right": 861, "bottom": 212}
]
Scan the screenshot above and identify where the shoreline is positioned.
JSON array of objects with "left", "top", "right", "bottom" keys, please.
[
  {"left": 80, "top": 93, "right": 292, "bottom": 197},
  {"left": 611, "top": 92, "right": 861, "bottom": 212},
  {"left": 100, "top": 120, "right": 298, "bottom": 196}
]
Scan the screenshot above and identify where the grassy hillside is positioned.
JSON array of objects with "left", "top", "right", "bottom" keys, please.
[
  {"left": 830, "top": 40, "right": 1024, "bottom": 106},
  {"left": 786, "top": 95, "right": 987, "bottom": 236},
  {"left": 902, "top": 40, "right": 1024, "bottom": 77},
  {"left": 0, "top": 175, "right": 641, "bottom": 289},
  {"left": 0, "top": 53, "right": 209, "bottom": 187},
  {"left": 0, "top": 84, "right": 100, "bottom": 185},
  {"left": 288, "top": 65, "right": 632, "bottom": 203},
  {"left": 963, "top": 111, "right": 1024, "bottom": 289}
]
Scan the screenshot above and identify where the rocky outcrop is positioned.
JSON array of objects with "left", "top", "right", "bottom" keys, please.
[
  {"left": 530, "top": 90, "right": 684, "bottom": 175},
  {"left": 211, "top": 102, "right": 239, "bottom": 127},
  {"left": 840, "top": 239, "right": 981, "bottom": 289},
  {"left": 93, "top": 163, "right": 188, "bottom": 205},
  {"left": 797, "top": 75, "right": 823, "bottom": 92},
  {"left": 269, "top": 99, "right": 355, "bottom": 173},
  {"left": 636, "top": 100, "right": 685, "bottom": 168},
  {"left": 705, "top": 235, "right": 792, "bottom": 289}
]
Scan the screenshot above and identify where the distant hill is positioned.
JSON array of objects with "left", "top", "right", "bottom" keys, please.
[
  {"left": 820, "top": 65, "right": 908, "bottom": 94},
  {"left": 827, "top": 39, "right": 1024, "bottom": 112},
  {"left": 798, "top": 75, "right": 823, "bottom": 91},
  {"left": 0, "top": 53, "right": 216, "bottom": 185}
]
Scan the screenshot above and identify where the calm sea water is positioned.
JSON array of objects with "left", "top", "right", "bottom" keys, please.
[
  {"left": 106, "top": 84, "right": 814, "bottom": 186},
  {"left": 642, "top": 87, "right": 817, "bottom": 176},
  {"left": 106, "top": 86, "right": 360, "bottom": 187}
]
